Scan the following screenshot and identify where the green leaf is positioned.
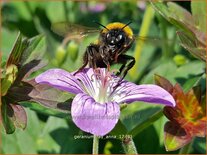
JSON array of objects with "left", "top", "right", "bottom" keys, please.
[
  {"left": 182, "top": 76, "right": 202, "bottom": 92},
  {"left": 120, "top": 102, "right": 163, "bottom": 133},
  {"left": 128, "top": 110, "right": 163, "bottom": 137},
  {"left": 193, "top": 137, "right": 206, "bottom": 153},
  {"left": 191, "top": 1, "right": 206, "bottom": 33},
  {"left": 110, "top": 120, "right": 127, "bottom": 136},
  {"left": 45, "top": 117, "right": 92, "bottom": 153},
  {"left": 142, "top": 60, "right": 205, "bottom": 85},
  {"left": 1, "top": 100, "right": 16, "bottom": 134},
  {"left": 6, "top": 32, "right": 26, "bottom": 67},
  {"left": 20, "top": 34, "right": 46, "bottom": 65},
  {"left": 177, "top": 31, "right": 206, "bottom": 62},
  {"left": 1, "top": 109, "right": 40, "bottom": 154},
  {"left": 151, "top": 1, "right": 206, "bottom": 49}
]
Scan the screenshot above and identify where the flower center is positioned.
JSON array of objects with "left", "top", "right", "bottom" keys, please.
[{"left": 91, "top": 69, "right": 116, "bottom": 104}]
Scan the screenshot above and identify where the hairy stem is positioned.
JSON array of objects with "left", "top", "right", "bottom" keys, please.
[
  {"left": 93, "top": 135, "right": 99, "bottom": 154},
  {"left": 122, "top": 137, "right": 138, "bottom": 154}
]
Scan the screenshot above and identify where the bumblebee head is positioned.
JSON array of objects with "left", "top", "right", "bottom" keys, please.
[
  {"left": 105, "top": 29, "right": 126, "bottom": 47},
  {"left": 99, "top": 22, "right": 134, "bottom": 48}
]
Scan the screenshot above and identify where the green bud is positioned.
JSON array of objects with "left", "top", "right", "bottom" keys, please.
[
  {"left": 55, "top": 46, "right": 67, "bottom": 66},
  {"left": 120, "top": 103, "right": 128, "bottom": 111},
  {"left": 173, "top": 54, "right": 188, "bottom": 66},
  {"left": 2, "top": 64, "right": 18, "bottom": 96},
  {"left": 66, "top": 41, "right": 79, "bottom": 61}
]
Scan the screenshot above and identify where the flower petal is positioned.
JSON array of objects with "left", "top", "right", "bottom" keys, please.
[
  {"left": 71, "top": 93, "right": 120, "bottom": 136},
  {"left": 112, "top": 82, "right": 176, "bottom": 107},
  {"left": 35, "top": 69, "right": 84, "bottom": 94}
]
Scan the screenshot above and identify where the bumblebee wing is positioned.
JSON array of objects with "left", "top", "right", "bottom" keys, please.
[
  {"left": 51, "top": 22, "right": 100, "bottom": 38},
  {"left": 134, "top": 35, "right": 173, "bottom": 47}
]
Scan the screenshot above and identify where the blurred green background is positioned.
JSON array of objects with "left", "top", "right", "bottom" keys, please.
[{"left": 1, "top": 0, "right": 206, "bottom": 154}]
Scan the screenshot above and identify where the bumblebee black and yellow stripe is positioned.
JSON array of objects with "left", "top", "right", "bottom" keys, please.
[{"left": 102, "top": 22, "right": 133, "bottom": 39}]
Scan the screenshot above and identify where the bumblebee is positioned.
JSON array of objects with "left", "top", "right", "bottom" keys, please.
[
  {"left": 52, "top": 22, "right": 135, "bottom": 79},
  {"left": 76, "top": 22, "right": 135, "bottom": 79}
]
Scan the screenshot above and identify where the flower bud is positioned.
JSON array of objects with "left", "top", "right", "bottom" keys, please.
[
  {"left": 66, "top": 41, "right": 79, "bottom": 61},
  {"left": 173, "top": 54, "right": 187, "bottom": 66},
  {"left": 2, "top": 64, "right": 18, "bottom": 96},
  {"left": 55, "top": 46, "right": 67, "bottom": 66}
]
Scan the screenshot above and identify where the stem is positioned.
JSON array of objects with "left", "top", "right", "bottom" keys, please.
[
  {"left": 157, "top": 15, "right": 170, "bottom": 59},
  {"left": 92, "top": 135, "right": 99, "bottom": 154},
  {"left": 179, "top": 138, "right": 194, "bottom": 154},
  {"left": 122, "top": 137, "right": 138, "bottom": 154},
  {"left": 63, "top": 1, "right": 69, "bottom": 22},
  {"left": 129, "top": 5, "right": 155, "bottom": 80}
]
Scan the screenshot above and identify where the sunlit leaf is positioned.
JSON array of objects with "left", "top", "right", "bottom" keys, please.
[{"left": 177, "top": 31, "right": 206, "bottom": 62}]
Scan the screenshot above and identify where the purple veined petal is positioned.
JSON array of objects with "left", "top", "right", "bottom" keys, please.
[
  {"left": 35, "top": 69, "right": 84, "bottom": 94},
  {"left": 71, "top": 93, "right": 120, "bottom": 136},
  {"left": 74, "top": 68, "right": 96, "bottom": 96},
  {"left": 112, "top": 82, "right": 176, "bottom": 107}
]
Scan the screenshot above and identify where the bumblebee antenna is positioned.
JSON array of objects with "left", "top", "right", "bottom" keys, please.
[
  {"left": 93, "top": 21, "right": 109, "bottom": 30},
  {"left": 121, "top": 21, "right": 132, "bottom": 30}
]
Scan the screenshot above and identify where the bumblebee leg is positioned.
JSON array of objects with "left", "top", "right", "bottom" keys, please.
[
  {"left": 100, "top": 47, "right": 110, "bottom": 71},
  {"left": 116, "top": 54, "right": 135, "bottom": 80},
  {"left": 74, "top": 46, "right": 97, "bottom": 75}
]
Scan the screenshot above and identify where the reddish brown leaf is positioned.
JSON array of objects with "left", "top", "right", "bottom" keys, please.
[
  {"left": 154, "top": 74, "right": 174, "bottom": 94},
  {"left": 9, "top": 103, "right": 27, "bottom": 130},
  {"left": 164, "top": 121, "right": 192, "bottom": 151}
]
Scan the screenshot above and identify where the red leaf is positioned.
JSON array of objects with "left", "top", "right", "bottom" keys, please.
[{"left": 164, "top": 121, "right": 192, "bottom": 151}]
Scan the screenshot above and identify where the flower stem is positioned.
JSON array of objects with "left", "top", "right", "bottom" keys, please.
[
  {"left": 122, "top": 137, "right": 138, "bottom": 154},
  {"left": 129, "top": 5, "right": 155, "bottom": 80},
  {"left": 92, "top": 135, "right": 99, "bottom": 154}
]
